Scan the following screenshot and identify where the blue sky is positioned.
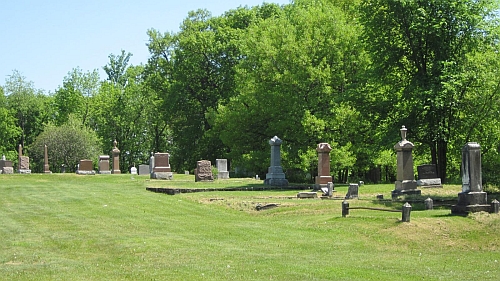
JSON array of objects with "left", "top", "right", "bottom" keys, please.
[{"left": 1, "top": 0, "right": 290, "bottom": 93}]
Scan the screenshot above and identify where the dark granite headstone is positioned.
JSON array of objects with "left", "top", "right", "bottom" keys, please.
[
  {"left": 77, "top": 159, "right": 95, "bottom": 175},
  {"left": 417, "top": 164, "right": 442, "bottom": 188},
  {"left": 345, "top": 183, "right": 359, "bottom": 199}
]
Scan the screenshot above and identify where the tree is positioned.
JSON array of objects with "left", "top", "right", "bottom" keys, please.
[
  {"left": 214, "top": 0, "right": 368, "bottom": 180},
  {"left": 53, "top": 68, "right": 100, "bottom": 126},
  {"left": 103, "top": 50, "right": 133, "bottom": 87},
  {"left": 3, "top": 70, "right": 52, "bottom": 150},
  {"left": 0, "top": 86, "right": 22, "bottom": 159},
  {"left": 359, "top": 0, "right": 499, "bottom": 182},
  {"left": 30, "top": 115, "right": 101, "bottom": 173}
]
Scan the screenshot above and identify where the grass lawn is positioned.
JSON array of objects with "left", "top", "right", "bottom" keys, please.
[{"left": 1, "top": 173, "right": 499, "bottom": 280}]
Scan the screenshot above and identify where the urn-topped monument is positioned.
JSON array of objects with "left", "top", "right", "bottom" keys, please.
[{"left": 392, "top": 126, "right": 420, "bottom": 198}]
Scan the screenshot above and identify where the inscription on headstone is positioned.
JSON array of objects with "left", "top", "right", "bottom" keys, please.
[{"left": 417, "top": 164, "right": 442, "bottom": 188}]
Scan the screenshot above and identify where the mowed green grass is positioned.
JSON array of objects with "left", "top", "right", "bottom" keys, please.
[{"left": 1, "top": 174, "right": 499, "bottom": 280}]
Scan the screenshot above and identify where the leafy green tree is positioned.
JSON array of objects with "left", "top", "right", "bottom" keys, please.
[
  {"left": 53, "top": 68, "right": 100, "bottom": 126},
  {"left": 214, "top": 0, "right": 368, "bottom": 180},
  {"left": 30, "top": 115, "right": 101, "bottom": 173},
  {"left": 0, "top": 86, "right": 22, "bottom": 159},
  {"left": 3, "top": 70, "right": 52, "bottom": 150},
  {"left": 359, "top": 0, "right": 499, "bottom": 182},
  {"left": 103, "top": 50, "right": 133, "bottom": 87}
]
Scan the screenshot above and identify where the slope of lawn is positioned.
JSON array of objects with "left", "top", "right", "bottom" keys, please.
[{"left": 0, "top": 173, "right": 499, "bottom": 280}]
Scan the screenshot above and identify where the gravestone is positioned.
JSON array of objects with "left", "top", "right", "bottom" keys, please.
[
  {"left": 98, "top": 155, "right": 111, "bottom": 174},
  {"left": 0, "top": 155, "right": 13, "bottom": 174},
  {"left": 111, "top": 140, "right": 121, "bottom": 174},
  {"left": 43, "top": 145, "right": 51, "bottom": 173},
  {"left": 321, "top": 182, "right": 335, "bottom": 198},
  {"left": 150, "top": 153, "right": 173, "bottom": 180},
  {"left": 264, "top": 136, "right": 288, "bottom": 186},
  {"left": 392, "top": 126, "right": 420, "bottom": 198},
  {"left": 315, "top": 143, "right": 333, "bottom": 188},
  {"left": 138, "top": 165, "right": 149, "bottom": 175},
  {"left": 417, "top": 164, "right": 442, "bottom": 188},
  {"left": 149, "top": 152, "right": 155, "bottom": 174},
  {"left": 451, "top": 142, "right": 491, "bottom": 214},
  {"left": 130, "top": 166, "right": 137, "bottom": 175},
  {"left": 216, "top": 158, "right": 229, "bottom": 179},
  {"left": 195, "top": 160, "right": 214, "bottom": 182},
  {"left": 17, "top": 144, "right": 31, "bottom": 174},
  {"left": 76, "top": 159, "right": 95, "bottom": 175},
  {"left": 345, "top": 183, "right": 359, "bottom": 199}
]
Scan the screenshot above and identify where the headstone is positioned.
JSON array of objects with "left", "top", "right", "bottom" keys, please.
[
  {"left": 417, "top": 164, "right": 442, "bottom": 188},
  {"left": 150, "top": 153, "right": 173, "bottom": 180},
  {"left": 138, "top": 165, "right": 149, "bottom": 175},
  {"left": 315, "top": 143, "right": 333, "bottom": 188},
  {"left": 111, "top": 140, "right": 121, "bottom": 174},
  {"left": 297, "top": 192, "right": 318, "bottom": 198},
  {"left": 149, "top": 152, "right": 155, "bottom": 174},
  {"left": 76, "top": 159, "right": 95, "bottom": 175},
  {"left": 98, "top": 155, "right": 111, "bottom": 174},
  {"left": 264, "top": 136, "right": 288, "bottom": 186},
  {"left": 43, "top": 145, "right": 51, "bottom": 173},
  {"left": 184, "top": 170, "right": 189, "bottom": 175},
  {"left": 195, "top": 160, "right": 214, "bottom": 182},
  {"left": 216, "top": 158, "right": 229, "bottom": 179},
  {"left": 392, "top": 126, "right": 420, "bottom": 198},
  {"left": 345, "top": 183, "right": 359, "bottom": 199},
  {"left": 0, "top": 156, "right": 13, "bottom": 174},
  {"left": 451, "top": 142, "right": 491, "bottom": 214},
  {"left": 130, "top": 166, "right": 137, "bottom": 175},
  {"left": 17, "top": 144, "right": 31, "bottom": 174}
]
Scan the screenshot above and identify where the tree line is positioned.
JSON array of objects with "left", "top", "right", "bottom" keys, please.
[{"left": 1, "top": 0, "right": 500, "bottom": 185}]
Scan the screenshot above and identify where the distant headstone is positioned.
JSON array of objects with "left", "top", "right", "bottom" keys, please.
[
  {"left": 76, "top": 159, "right": 95, "bottom": 175},
  {"left": 150, "top": 153, "right": 173, "bottom": 180},
  {"left": 216, "top": 159, "right": 229, "bottom": 179},
  {"left": 297, "top": 192, "right": 318, "bottom": 198},
  {"left": 195, "top": 160, "right": 214, "bottom": 182},
  {"left": 43, "top": 144, "right": 51, "bottom": 173},
  {"left": 392, "top": 126, "right": 420, "bottom": 198},
  {"left": 321, "top": 182, "right": 335, "bottom": 197},
  {"left": 130, "top": 166, "right": 137, "bottom": 175},
  {"left": 138, "top": 165, "right": 149, "bottom": 175},
  {"left": 345, "top": 183, "right": 359, "bottom": 199},
  {"left": 417, "top": 164, "right": 442, "bottom": 188},
  {"left": 149, "top": 152, "right": 155, "bottom": 174},
  {"left": 264, "top": 136, "right": 288, "bottom": 186},
  {"left": 184, "top": 170, "right": 190, "bottom": 175},
  {"left": 98, "top": 155, "right": 111, "bottom": 174},
  {"left": 0, "top": 157, "right": 13, "bottom": 174},
  {"left": 17, "top": 144, "right": 31, "bottom": 174},
  {"left": 315, "top": 143, "right": 333, "bottom": 188},
  {"left": 111, "top": 140, "right": 121, "bottom": 174},
  {"left": 451, "top": 142, "right": 491, "bottom": 214}
]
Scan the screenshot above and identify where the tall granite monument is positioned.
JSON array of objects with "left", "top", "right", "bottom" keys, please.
[
  {"left": 451, "top": 142, "right": 491, "bottom": 214},
  {"left": 111, "top": 140, "right": 121, "bottom": 174},
  {"left": 264, "top": 136, "right": 288, "bottom": 186},
  {"left": 315, "top": 143, "right": 333, "bottom": 188},
  {"left": 392, "top": 126, "right": 420, "bottom": 198}
]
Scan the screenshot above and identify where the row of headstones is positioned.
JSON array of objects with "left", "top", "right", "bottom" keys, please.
[{"left": 0, "top": 144, "right": 37, "bottom": 174}]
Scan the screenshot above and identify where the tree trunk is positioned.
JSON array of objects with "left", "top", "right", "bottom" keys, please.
[{"left": 437, "top": 139, "right": 447, "bottom": 183}]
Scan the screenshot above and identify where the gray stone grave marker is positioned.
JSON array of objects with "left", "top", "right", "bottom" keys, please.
[
  {"left": 195, "top": 160, "right": 214, "bottom": 182},
  {"left": 345, "top": 183, "right": 359, "bottom": 199},
  {"left": 392, "top": 126, "right": 420, "bottom": 198},
  {"left": 138, "top": 165, "right": 149, "bottom": 175},
  {"left": 264, "top": 136, "right": 288, "bottom": 186},
  {"left": 98, "top": 155, "right": 111, "bottom": 174},
  {"left": 216, "top": 158, "right": 229, "bottom": 179}
]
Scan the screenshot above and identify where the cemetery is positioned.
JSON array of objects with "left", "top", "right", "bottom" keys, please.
[
  {"left": 1, "top": 130, "right": 499, "bottom": 281},
  {"left": 2, "top": 0, "right": 500, "bottom": 279}
]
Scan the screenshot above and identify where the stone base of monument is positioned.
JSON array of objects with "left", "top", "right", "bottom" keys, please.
[
  {"left": 217, "top": 171, "right": 229, "bottom": 179},
  {"left": 391, "top": 189, "right": 421, "bottom": 199},
  {"left": 417, "top": 178, "right": 443, "bottom": 188},
  {"left": 451, "top": 191, "right": 492, "bottom": 214},
  {"left": 99, "top": 171, "right": 111, "bottom": 174},
  {"left": 18, "top": 169, "right": 32, "bottom": 174},
  {"left": 150, "top": 172, "right": 173, "bottom": 180},
  {"left": 76, "top": 170, "right": 96, "bottom": 175},
  {"left": 2, "top": 167, "right": 14, "bottom": 174},
  {"left": 297, "top": 192, "right": 318, "bottom": 199},
  {"left": 264, "top": 178, "right": 289, "bottom": 186}
]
